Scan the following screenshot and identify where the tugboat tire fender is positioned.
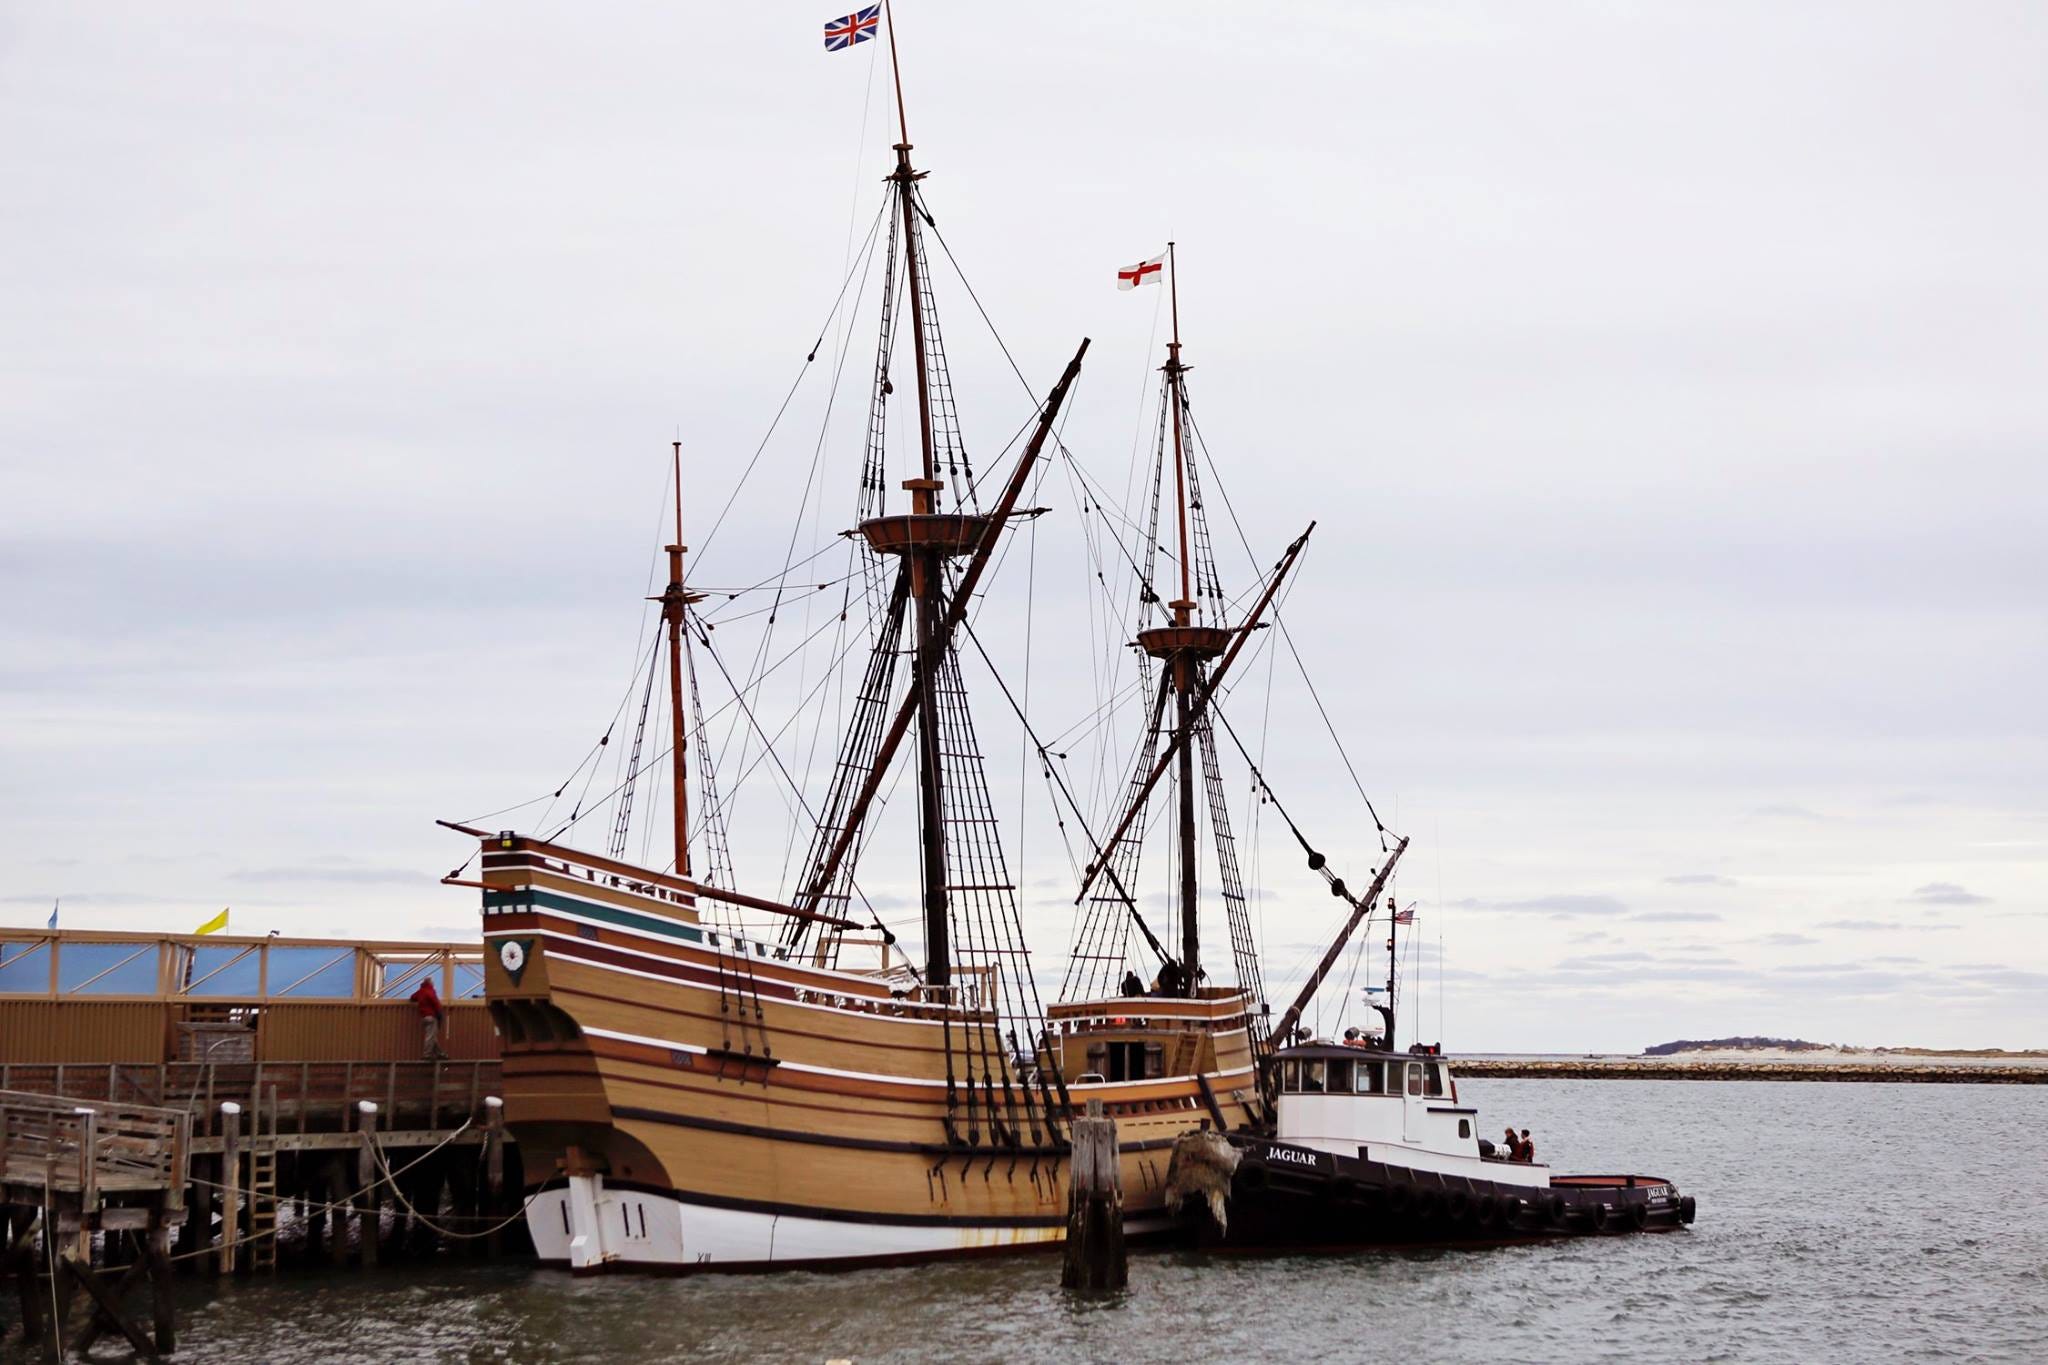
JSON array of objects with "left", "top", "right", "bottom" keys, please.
[
  {"left": 1445, "top": 1189, "right": 1471, "bottom": 1221},
  {"left": 1678, "top": 1195, "right": 1697, "bottom": 1224},
  {"left": 1472, "top": 1193, "right": 1499, "bottom": 1226},
  {"left": 1414, "top": 1187, "right": 1443, "bottom": 1220},
  {"left": 1587, "top": 1202, "right": 1611, "bottom": 1233},
  {"left": 1544, "top": 1194, "right": 1567, "bottom": 1224},
  {"left": 1383, "top": 1183, "right": 1414, "bottom": 1216},
  {"left": 1628, "top": 1201, "right": 1650, "bottom": 1230}
]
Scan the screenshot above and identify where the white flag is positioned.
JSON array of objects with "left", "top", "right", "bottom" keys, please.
[{"left": 1116, "top": 254, "right": 1165, "bottom": 290}]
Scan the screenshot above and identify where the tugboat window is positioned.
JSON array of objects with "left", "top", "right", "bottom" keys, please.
[
  {"left": 1327, "top": 1058, "right": 1354, "bottom": 1093},
  {"left": 1354, "top": 1061, "right": 1382, "bottom": 1094},
  {"left": 1281, "top": 1059, "right": 1301, "bottom": 1092},
  {"left": 1304, "top": 1061, "right": 1327, "bottom": 1093},
  {"left": 1405, "top": 1063, "right": 1423, "bottom": 1097},
  {"left": 1424, "top": 1064, "right": 1446, "bottom": 1098}
]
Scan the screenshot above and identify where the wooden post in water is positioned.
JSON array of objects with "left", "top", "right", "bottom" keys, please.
[
  {"left": 355, "top": 1101, "right": 380, "bottom": 1269},
  {"left": 217, "top": 1102, "right": 241, "bottom": 1277},
  {"left": 148, "top": 1208, "right": 175, "bottom": 1355},
  {"left": 1061, "top": 1098, "right": 1125, "bottom": 1292},
  {"left": 483, "top": 1096, "right": 505, "bottom": 1259}
]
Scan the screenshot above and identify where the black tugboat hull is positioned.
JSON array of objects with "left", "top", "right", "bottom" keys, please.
[{"left": 1181, "top": 1139, "right": 1696, "bottom": 1251}]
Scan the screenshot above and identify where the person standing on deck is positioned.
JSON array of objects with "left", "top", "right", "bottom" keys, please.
[
  {"left": 410, "top": 976, "right": 449, "bottom": 1060},
  {"left": 1520, "top": 1128, "right": 1537, "bottom": 1163}
]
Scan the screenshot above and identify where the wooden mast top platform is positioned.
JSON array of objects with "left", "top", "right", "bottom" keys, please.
[
  {"left": 1134, "top": 622, "right": 1233, "bottom": 659},
  {"left": 859, "top": 477, "right": 992, "bottom": 557}
]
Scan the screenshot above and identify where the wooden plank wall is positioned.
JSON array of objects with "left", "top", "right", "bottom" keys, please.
[{"left": 0, "top": 1000, "right": 498, "bottom": 1065}]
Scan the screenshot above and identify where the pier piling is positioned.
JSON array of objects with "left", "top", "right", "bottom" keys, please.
[
  {"left": 355, "top": 1101, "right": 380, "bottom": 1269},
  {"left": 1061, "top": 1098, "right": 1125, "bottom": 1292},
  {"left": 217, "top": 1102, "right": 241, "bottom": 1277}
]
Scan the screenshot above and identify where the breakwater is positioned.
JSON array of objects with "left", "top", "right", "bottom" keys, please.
[{"left": 1456, "top": 1058, "right": 2048, "bottom": 1084}]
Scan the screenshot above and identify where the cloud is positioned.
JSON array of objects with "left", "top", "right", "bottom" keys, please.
[
  {"left": 1632, "top": 910, "right": 1723, "bottom": 923},
  {"left": 1749, "top": 804, "right": 1827, "bottom": 822},
  {"left": 1953, "top": 966, "right": 2048, "bottom": 990},
  {"left": 1491, "top": 894, "right": 1630, "bottom": 917},
  {"left": 1663, "top": 874, "right": 1736, "bottom": 887},
  {"left": 1818, "top": 918, "right": 1959, "bottom": 933},
  {"left": 229, "top": 866, "right": 429, "bottom": 887},
  {"left": 1904, "top": 882, "right": 1990, "bottom": 906},
  {"left": 1758, "top": 932, "right": 1818, "bottom": 947}
]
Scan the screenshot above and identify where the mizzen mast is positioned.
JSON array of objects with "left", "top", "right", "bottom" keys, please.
[{"left": 1137, "top": 243, "right": 1233, "bottom": 998}]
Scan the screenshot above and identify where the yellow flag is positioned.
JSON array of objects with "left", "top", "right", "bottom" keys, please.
[{"left": 195, "top": 908, "right": 229, "bottom": 936}]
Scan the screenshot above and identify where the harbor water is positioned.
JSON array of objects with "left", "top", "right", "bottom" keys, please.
[{"left": 151, "top": 1079, "right": 2048, "bottom": 1363}]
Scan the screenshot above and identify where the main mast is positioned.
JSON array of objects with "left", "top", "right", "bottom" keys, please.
[
  {"left": 882, "top": 2, "right": 954, "bottom": 988},
  {"left": 657, "top": 439, "right": 703, "bottom": 877}
]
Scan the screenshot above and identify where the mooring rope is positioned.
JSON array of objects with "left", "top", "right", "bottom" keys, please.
[{"left": 161, "top": 1116, "right": 532, "bottom": 1262}]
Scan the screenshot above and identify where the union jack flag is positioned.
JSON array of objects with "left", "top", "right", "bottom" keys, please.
[{"left": 824, "top": 4, "right": 881, "bottom": 51}]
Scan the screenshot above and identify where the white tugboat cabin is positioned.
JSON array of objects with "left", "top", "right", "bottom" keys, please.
[{"left": 1270, "top": 1036, "right": 1552, "bottom": 1188}]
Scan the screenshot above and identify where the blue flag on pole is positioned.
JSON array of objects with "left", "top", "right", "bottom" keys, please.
[{"left": 48, "top": 899, "right": 59, "bottom": 930}]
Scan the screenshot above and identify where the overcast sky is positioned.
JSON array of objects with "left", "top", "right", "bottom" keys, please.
[{"left": 3, "top": 2, "right": 2043, "bottom": 1051}]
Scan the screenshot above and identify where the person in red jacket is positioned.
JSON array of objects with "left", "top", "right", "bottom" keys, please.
[{"left": 410, "top": 976, "right": 448, "bottom": 1060}]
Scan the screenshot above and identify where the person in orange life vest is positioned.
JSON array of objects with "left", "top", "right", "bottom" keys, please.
[{"left": 410, "top": 976, "right": 449, "bottom": 1060}]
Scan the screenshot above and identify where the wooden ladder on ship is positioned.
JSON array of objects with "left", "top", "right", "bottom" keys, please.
[{"left": 1170, "top": 1032, "right": 1202, "bottom": 1078}]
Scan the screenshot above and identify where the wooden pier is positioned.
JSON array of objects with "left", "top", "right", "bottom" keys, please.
[
  {"left": 0, "top": 929, "right": 530, "bottom": 1357},
  {"left": 2, "top": 1089, "right": 189, "bottom": 1360}
]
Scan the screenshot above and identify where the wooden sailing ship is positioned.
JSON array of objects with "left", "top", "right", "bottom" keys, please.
[{"left": 447, "top": 13, "right": 1407, "bottom": 1273}]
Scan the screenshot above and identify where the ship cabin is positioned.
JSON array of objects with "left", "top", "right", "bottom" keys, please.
[
  {"left": 1044, "top": 987, "right": 1258, "bottom": 1087},
  {"left": 1268, "top": 1036, "right": 1543, "bottom": 1181}
]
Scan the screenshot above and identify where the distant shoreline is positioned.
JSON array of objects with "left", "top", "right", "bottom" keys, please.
[{"left": 1457, "top": 1057, "right": 2048, "bottom": 1084}]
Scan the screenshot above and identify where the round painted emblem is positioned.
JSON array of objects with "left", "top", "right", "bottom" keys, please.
[{"left": 499, "top": 940, "right": 526, "bottom": 973}]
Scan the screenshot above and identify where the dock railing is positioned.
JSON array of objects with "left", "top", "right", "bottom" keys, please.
[{"left": 0, "top": 1088, "right": 191, "bottom": 1201}]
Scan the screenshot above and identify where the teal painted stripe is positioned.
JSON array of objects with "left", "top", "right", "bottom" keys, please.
[{"left": 485, "top": 888, "right": 705, "bottom": 944}]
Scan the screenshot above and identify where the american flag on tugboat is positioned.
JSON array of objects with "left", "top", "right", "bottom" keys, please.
[
  {"left": 1393, "top": 905, "right": 1417, "bottom": 924},
  {"left": 824, "top": 4, "right": 881, "bottom": 50}
]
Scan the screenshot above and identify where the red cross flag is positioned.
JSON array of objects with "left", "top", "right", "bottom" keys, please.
[{"left": 1116, "top": 253, "right": 1165, "bottom": 290}]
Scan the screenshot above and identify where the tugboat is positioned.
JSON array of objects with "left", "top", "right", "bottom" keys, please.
[{"left": 1166, "top": 897, "right": 1698, "bottom": 1248}]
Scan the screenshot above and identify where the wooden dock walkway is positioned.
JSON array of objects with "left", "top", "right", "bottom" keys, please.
[{"left": 1, "top": 930, "right": 531, "bottom": 1356}]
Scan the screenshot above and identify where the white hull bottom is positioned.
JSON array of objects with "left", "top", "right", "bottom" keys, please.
[{"left": 525, "top": 1176, "right": 1073, "bottom": 1273}]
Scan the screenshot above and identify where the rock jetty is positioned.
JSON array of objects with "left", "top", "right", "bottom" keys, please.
[{"left": 1455, "top": 1058, "right": 2048, "bottom": 1084}]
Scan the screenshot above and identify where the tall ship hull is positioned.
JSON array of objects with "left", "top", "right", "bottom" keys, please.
[{"left": 468, "top": 833, "right": 1262, "bottom": 1271}]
